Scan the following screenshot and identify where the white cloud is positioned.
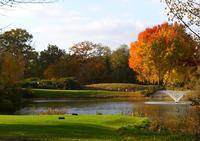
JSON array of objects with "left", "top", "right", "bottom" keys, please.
[
  {"left": 31, "top": 17, "right": 145, "bottom": 51},
  {"left": 0, "top": 2, "right": 146, "bottom": 51}
]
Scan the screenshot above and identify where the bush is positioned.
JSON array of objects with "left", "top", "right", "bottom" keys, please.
[
  {"left": 39, "top": 108, "right": 65, "bottom": 115},
  {"left": 148, "top": 121, "right": 169, "bottom": 132},
  {"left": 0, "top": 99, "right": 14, "bottom": 114},
  {"left": 0, "top": 88, "right": 23, "bottom": 114},
  {"left": 21, "top": 88, "right": 35, "bottom": 98},
  {"left": 38, "top": 80, "right": 55, "bottom": 89},
  {"left": 140, "top": 85, "right": 163, "bottom": 97},
  {"left": 19, "top": 77, "right": 40, "bottom": 88},
  {"left": 19, "top": 77, "right": 82, "bottom": 90},
  {"left": 57, "top": 77, "right": 82, "bottom": 90}
]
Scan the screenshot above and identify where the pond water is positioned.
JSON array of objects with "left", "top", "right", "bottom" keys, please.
[
  {"left": 18, "top": 99, "right": 191, "bottom": 115},
  {"left": 17, "top": 98, "right": 200, "bottom": 133}
]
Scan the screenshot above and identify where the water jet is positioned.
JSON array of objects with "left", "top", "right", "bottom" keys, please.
[{"left": 159, "top": 90, "right": 190, "bottom": 103}]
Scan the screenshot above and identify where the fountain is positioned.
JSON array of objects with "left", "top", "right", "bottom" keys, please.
[
  {"left": 145, "top": 90, "right": 191, "bottom": 105},
  {"left": 160, "top": 90, "right": 188, "bottom": 103}
]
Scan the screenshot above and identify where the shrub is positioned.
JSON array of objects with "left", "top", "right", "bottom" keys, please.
[
  {"left": 21, "top": 88, "right": 35, "bottom": 98},
  {"left": 19, "top": 77, "right": 40, "bottom": 88},
  {"left": 38, "top": 80, "right": 55, "bottom": 89},
  {"left": 0, "top": 88, "right": 23, "bottom": 114},
  {"left": 0, "top": 99, "right": 14, "bottom": 114},
  {"left": 141, "top": 85, "right": 163, "bottom": 97},
  {"left": 57, "top": 77, "right": 82, "bottom": 90},
  {"left": 19, "top": 77, "right": 82, "bottom": 90},
  {"left": 4, "top": 88, "right": 23, "bottom": 106},
  {"left": 148, "top": 121, "right": 168, "bottom": 132},
  {"left": 39, "top": 108, "right": 65, "bottom": 115}
]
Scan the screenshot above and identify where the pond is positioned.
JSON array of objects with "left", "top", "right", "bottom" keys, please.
[
  {"left": 18, "top": 99, "right": 191, "bottom": 115},
  {"left": 17, "top": 98, "right": 200, "bottom": 133}
]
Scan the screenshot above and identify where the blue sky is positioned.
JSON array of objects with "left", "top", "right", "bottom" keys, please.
[{"left": 0, "top": 0, "right": 168, "bottom": 51}]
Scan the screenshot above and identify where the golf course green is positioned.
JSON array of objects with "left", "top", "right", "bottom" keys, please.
[{"left": 0, "top": 115, "right": 195, "bottom": 141}]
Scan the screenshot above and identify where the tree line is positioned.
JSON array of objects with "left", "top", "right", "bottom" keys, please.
[{"left": 0, "top": 28, "right": 137, "bottom": 88}]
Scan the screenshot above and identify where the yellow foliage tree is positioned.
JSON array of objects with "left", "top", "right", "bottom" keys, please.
[
  {"left": 0, "top": 51, "right": 25, "bottom": 87},
  {"left": 129, "top": 23, "right": 198, "bottom": 85}
]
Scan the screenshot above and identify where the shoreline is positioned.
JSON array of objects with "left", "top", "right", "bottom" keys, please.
[{"left": 29, "top": 89, "right": 150, "bottom": 99}]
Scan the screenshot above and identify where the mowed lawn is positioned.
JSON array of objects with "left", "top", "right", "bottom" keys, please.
[
  {"left": 31, "top": 89, "right": 145, "bottom": 98},
  {"left": 85, "top": 83, "right": 159, "bottom": 91},
  {"left": 0, "top": 115, "right": 195, "bottom": 141}
]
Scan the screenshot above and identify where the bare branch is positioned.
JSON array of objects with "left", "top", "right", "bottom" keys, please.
[
  {"left": 163, "top": 0, "right": 200, "bottom": 41},
  {"left": 0, "top": 0, "right": 58, "bottom": 7}
]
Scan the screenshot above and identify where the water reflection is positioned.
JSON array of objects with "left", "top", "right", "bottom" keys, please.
[{"left": 19, "top": 100, "right": 135, "bottom": 115}]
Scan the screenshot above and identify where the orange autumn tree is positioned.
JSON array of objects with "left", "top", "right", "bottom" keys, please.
[{"left": 129, "top": 22, "right": 197, "bottom": 85}]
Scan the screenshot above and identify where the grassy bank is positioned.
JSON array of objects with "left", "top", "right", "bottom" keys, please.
[
  {"left": 25, "top": 83, "right": 163, "bottom": 99},
  {"left": 85, "top": 83, "right": 161, "bottom": 91},
  {"left": 0, "top": 115, "right": 195, "bottom": 141},
  {"left": 31, "top": 89, "right": 147, "bottom": 99}
]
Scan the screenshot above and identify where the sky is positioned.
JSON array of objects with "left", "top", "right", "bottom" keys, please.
[{"left": 0, "top": 0, "right": 168, "bottom": 51}]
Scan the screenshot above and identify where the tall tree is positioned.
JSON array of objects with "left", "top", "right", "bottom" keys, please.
[
  {"left": 39, "top": 44, "right": 65, "bottom": 77},
  {"left": 129, "top": 22, "right": 197, "bottom": 85},
  {"left": 0, "top": 28, "right": 38, "bottom": 77},
  {"left": 69, "top": 41, "right": 111, "bottom": 83},
  {"left": 69, "top": 41, "right": 111, "bottom": 60},
  {"left": 0, "top": 28, "right": 33, "bottom": 54},
  {"left": 111, "top": 45, "right": 136, "bottom": 83},
  {"left": 0, "top": 51, "right": 25, "bottom": 87}
]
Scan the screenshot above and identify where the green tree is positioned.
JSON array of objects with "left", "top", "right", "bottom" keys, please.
[
  {"left": 39, "top": 44, "right": 66, "bottom": 77},
  {"left": 111, "top": 45, "right": 136, "bottom": 83},
  {"left": 0, "top": 29, "right": 33, "bottom": 54},
  {"left": 0, "top": 28, "right": 38, "bottom": 78}
]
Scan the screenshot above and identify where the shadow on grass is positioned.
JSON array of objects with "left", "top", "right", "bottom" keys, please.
[
  {"left": 118, "top": 127, "right": 199, "bottom": 141},
  {"left": 0, "top": 123, "right": 198, "bottom": 141},
  {"left": 0, "top": 123, "right": 117, "bottom": 141}
]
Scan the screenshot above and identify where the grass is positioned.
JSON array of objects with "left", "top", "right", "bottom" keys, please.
[
  {"left": 85, "top": 83, "right": 161, "bottom": 91},
  {"left": 0, "top": 115, "right": 196, "bottom": 141},
  {"left": 31, "top": 89, "right": 146, "bottom": 99},
  {"left": 30, "top": 83, "right": 162, "bottom": 99}
]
